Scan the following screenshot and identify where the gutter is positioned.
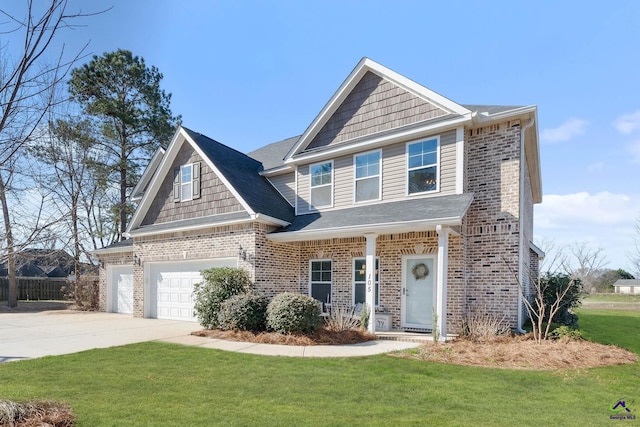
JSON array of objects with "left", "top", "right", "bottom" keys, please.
[{"left": 517, "top": 118, "right": 536, "bottom": 334}]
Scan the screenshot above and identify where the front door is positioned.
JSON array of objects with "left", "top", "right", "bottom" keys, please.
[{"left": 401, "top": 255, "right": 436, "bottom": 329}]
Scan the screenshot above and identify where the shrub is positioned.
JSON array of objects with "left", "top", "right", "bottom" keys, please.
[
  {"left": 266, "top": 292, "right": 321, "bottom": 334},
  {"left": 325, "top": 305, "right": 360, "bottom": 332},
  {"left": 217, "top": 292, "right": 268, "bottom": 331},
  {"left": 0, "top": 399, "right": 74, "bottom": 426},
  {"left": 539, "top": 272, "right": 582, "bottom": 327},
  {"left": 549, "top": 325, "right": 583, "bottom": 341},
  {"left": 461, "top": 308, "right": 511, "bottom": 343},
  {"left": 193, "top": 267, "right": 252, "bottom": 329}
]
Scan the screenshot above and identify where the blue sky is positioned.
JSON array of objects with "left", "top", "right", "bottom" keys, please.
[{"left": 4, "top": 1, "right": 640, "bottom": 271}]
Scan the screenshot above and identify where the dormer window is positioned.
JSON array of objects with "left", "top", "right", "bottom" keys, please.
[
  {"left": 407, "top": 137, "right": 439, "bottom": 194},
  {"left": 173, "top": 162, "right": 201, "bottom": 202},
  {"left": 309, "top": 161, "right": 333, "bottom": 209}
]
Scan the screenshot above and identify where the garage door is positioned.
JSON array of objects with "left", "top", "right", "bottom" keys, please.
[
  {"left": 109, "top": 265, "right": 134, "bottom": 314},
  {"left": 149, "top": 259, "right": 236, "bottom": 321}
]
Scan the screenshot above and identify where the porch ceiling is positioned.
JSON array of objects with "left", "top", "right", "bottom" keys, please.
[{"left": 267, "top": 193, "right": 473, "bottom": 242}]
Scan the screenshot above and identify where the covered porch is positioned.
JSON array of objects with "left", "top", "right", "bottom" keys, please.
[{"left": 267, "top": 194, "right": 473, "bottom": 341}]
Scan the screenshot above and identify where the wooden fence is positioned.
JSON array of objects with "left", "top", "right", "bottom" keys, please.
[{"left": 0, "top": 277, "right": 70, "bottom": 301}]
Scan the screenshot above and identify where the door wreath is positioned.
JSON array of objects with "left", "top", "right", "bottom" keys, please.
[{"left": 412, "top": 262, "right": 429, "bottom": 280}]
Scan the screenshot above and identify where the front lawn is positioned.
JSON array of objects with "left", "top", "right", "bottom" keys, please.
[{"left": 0, "top": 310, "right": 638, "bottom": 426}]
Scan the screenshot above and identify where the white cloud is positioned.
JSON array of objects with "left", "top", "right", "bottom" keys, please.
[
  {"left": 540, "top": 118, "right": 589, "bottom": 143},
  {"left": 536, "top": 191, "right": 638, "bottom": 229},
  {"left": 534, "top": 192, "right": 640, "bottom": 269},
  {"left": 613, "top": 111, "right": 640, "bottom": 135}
]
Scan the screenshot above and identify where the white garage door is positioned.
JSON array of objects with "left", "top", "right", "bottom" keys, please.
[
  {"left": 149, "top": 258, "right": 236, "bottom": 321},
  {"left": 109, "top": 265, "right": 134, "bottom": 314}
]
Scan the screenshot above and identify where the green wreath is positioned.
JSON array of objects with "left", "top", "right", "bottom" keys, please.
[{"left": 412, "top": 262, "right": 429, "bottom": 280}]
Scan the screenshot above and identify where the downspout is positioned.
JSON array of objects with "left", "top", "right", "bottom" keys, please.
[{"left": 517, "top": 118, "right": 536, "bottom": 334}]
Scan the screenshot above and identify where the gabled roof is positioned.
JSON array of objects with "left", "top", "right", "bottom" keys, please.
[
  {"left": 127, "top": 126, "right": 294, "bottom": 236},
  {"left": 131, "top": 147, "right": 165, "bottom": 202},
  {"left": 183, "top": 128, "right": 294, "bottom": 223},
  {"left": 284, "top": 57, "right": 473, "bottom": 162}
]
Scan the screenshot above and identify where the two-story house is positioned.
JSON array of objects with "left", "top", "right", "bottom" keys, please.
[{"left": 93, "top": 58, "right": 542, "bottom": 339}]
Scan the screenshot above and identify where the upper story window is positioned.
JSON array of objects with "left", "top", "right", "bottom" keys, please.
[
  {"left": 173, "top": 162, "right": 201, "bottom": 202},
  {"left": 309, "top": 161, "right": 333, "bottom": 209},
  {"left": 181, "top": 164, "right": 193, "bottom": 201},
  {"left": 354, "top": 150, "right": 381, "bottom": 203},
  {"left": 407, "top": 137, "right": 439, "bottom": 194}
]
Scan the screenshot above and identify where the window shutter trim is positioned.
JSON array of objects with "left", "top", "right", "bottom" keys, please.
[
  {"left": 173, "top": 167, "right": 180, "bottom": 202},
  {"left": 192, "top": 162, "right": 201, "bottom": 199}
]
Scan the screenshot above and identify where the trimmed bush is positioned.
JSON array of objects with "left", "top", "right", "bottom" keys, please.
[
  {"left": 193, "top": 267, "right": 252, "bottom": 329},
  {"left": 540, "top": 272, "right": 582, "bottom": 327},
  {"left": 266, "top": 292, "right": 321, "bottom": 334},
  {"left": 218, "top": 292, "right": 268, "bottom": 331}
]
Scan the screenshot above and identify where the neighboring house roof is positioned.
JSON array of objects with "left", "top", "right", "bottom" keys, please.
[
  {"left": 613, "top": 279, "right": 640, "bottom": 287},
  {"left": 16, "top": 263, "right": 48, "bottom": 278},
  {"left": 269, "top": 193, "right": 474, "bottom": 242},
  {"left": 0, "top": 248, "right": 76, "bottom": 278}
]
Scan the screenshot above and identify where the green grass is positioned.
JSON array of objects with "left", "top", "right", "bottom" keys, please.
[
  {"left": 583, "top": 293, "right": 640, "bottom": 303},
  {"left": 0, "top": 311, "right": 638, "bottom": 426}
]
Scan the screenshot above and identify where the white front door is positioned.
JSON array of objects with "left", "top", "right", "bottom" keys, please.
[
  {"left": 401, "top": 255, "right": 436, "bottom": 329},
  {"left": 108, "top": 265, "right": 134, "bottom": 314}
]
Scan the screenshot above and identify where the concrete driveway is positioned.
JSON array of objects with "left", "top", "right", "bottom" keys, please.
[{"left": 0, "top": 310, "right": 197, "bottom": 363}]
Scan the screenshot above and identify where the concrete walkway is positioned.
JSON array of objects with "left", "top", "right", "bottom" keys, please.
[{"left": 0, "top": 310, "right": 421, "bottom": 363}]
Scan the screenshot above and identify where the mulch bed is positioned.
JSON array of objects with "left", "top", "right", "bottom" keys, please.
[
  {"left": 192, "top": 328, "right": 377, "bottom": 345},
  {"left": 393, "top": 334, "right": 638, "bottom": 370}
]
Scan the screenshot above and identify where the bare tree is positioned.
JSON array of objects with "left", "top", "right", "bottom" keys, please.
[
  {"left": 564, "top": 242, "right": 608, "bottom": 292},
  {"left": 29, "top": 117, "right": 106, "bottom": 306},
  {"left": 0, "top": 1, "right": 101, "bottom": 307},
  {"left": 534, "top": 238, "right": 567, "bottom": 274}
]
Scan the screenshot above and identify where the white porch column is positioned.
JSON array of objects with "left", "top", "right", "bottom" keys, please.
[
  {"left": 436, "top": 225, "right": 449, "bottom": 341},
  {"left": 364, "top": 233, "right": 377, "bottom": 334}
]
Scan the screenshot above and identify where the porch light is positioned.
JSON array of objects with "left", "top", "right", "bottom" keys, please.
[
  {"left": 359, "top": 264, "right": 378, "bottom": 275},
  {"left": 238, "top": 245, "right": 254, "bottom": 264}
]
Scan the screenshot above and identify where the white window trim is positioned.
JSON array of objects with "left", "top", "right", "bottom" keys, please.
[
  {"left": 309, "top": 259, "right": 333, "bottom": 305},
  {"left": 353, "top": 149, "right": 382, "bottom": 204},
  {"left": 180, "top": 163, "right": 194, "bottom": 202},
  {"left": 352, "top": 257, "right": 380, "bottom": 307},
  {"left": 308, "top": 160, "right": 334, "bottom": 211},
  {"left": 406, "top": 136, "right": 440, "bottom": 196}
]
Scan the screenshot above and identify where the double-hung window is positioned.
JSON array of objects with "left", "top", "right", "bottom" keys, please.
[
  {"left": 354, "top": 150, "right": 381, "bottom": 203},
  {"left": 310, "top": 260, "right": 332, "bottom": 305},
  {"left": 407, "top": 138, "right": 439, "bottom": 194},
  {"left": 353, "top": 257, "right": 380, "bottom": 306},
  {"left": 173, "top": 162, "right": 201, "bottom": 202},
  {"left": 309, "top": 161, "right": 333, "bottom": 209},
  {"left": 181, "top": 164, "right": 193, "bottom": 201}
]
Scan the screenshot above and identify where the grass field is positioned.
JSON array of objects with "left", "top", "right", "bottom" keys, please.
[
  {"left": 0, "top": 309, "right": 638, "bottom": 426},
  {"left": 583, "top": 293, "right": 640, "bottom": 303}
]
